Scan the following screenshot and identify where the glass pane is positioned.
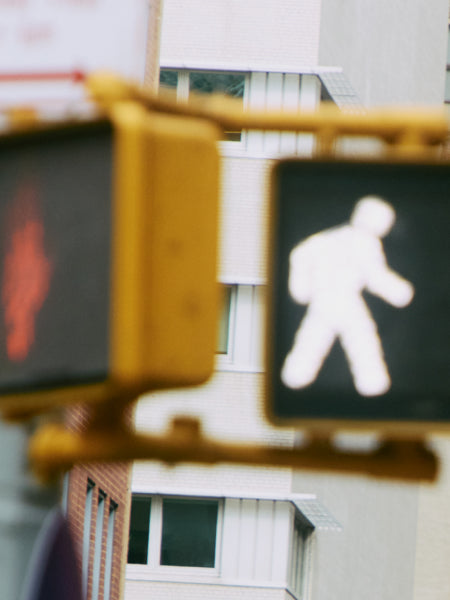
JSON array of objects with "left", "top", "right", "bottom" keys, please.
[
  {"left": 160, "top": 498, "right": 218, "bottom": 567},
  {"left": 189, "top": 72, "right": 245, "bottom": 99},
  {"left": 189, "top": 72, "right": 245, "bottom": 141},
  {"left": 159, "top": 69, "right": 178, "bottom": 90},
  {"left": 217, "top": 285, "right": 232, "bottom": 354},
  {"left": 127, "top": 496, "right": 151, "bottom": 564}
]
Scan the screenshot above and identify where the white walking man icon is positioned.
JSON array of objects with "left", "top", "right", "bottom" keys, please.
[{"left": 281, "top": 196, "right": 415, "bottom": 397}]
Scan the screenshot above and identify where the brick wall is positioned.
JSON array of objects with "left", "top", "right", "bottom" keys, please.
[{"left": 65, "top": 404, "right": 132, "bottom": 600}]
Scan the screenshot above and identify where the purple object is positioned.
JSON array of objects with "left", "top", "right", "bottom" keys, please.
[{"left": 21, "top": 509, "right": 83, "bottom": 600}]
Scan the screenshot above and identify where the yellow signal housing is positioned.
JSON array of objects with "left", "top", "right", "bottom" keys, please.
[
  {"left": 110, "top": 102, "right": 221, "bottom": 390},
  {"left": 0, "top": 103, "right": 220, "bottom": 416}
]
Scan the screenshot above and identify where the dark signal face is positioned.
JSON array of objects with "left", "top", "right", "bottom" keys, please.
[
  {"left": 0, "top": 123, "right": 113, "bottom": 393},
  {"left": 268, "top": 160, "right": 450, "bottom": 425}
]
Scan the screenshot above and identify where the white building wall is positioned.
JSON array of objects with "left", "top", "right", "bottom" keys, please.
[
  {"left": 243, "top": 73, "right": 320, "bottom": 158},
  {"left": 219, "top": 72, "right": 321, "bottom": 281},
  {"left": 220, "top": 498, "right": 292, "bottom": 585},
  {"left": 159, "top": 0, "right": 322, "bottom": 71},
  {"left": 219, "top": 157, "right": 271, "bottom": 282},
  {"left": 132, "top": 372, "right": 294, "bottom": 496},
  {"left": 125, "top": 580, "right": 291, "bottom": 600}
]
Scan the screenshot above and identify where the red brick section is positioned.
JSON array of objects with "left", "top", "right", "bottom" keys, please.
[{"left": 64, "top": 404, "right": 132, "bottom": 600}]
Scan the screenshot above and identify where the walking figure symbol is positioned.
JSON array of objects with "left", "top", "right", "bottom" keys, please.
[{"left": 281, "top": 196, "right": 414, "bottom": 397}]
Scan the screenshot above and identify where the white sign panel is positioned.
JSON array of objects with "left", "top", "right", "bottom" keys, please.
[{"left": 0, "top": 0, "right": 152, "bottom": 108}]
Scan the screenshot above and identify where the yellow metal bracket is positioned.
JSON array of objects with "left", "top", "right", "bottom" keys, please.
[
  {"left": 24, "top": 73, "right": 450, "bottom": 482},
  {"left": 28, "top": 407, "right": 439, "bottom": 483},
  {"left": 86, "top": 72, "right": 449, "bottom": 157}
]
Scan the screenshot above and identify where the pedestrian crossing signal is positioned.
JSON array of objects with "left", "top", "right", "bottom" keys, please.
[
  {"left": 267, "top": 158, "right": 450, "bottom": 431},
  {"left": 280, "top": 195, "right": 414, "bottom": 398},
  {"left": 0, "top": 105, "right": 220, "bottom": 414}
]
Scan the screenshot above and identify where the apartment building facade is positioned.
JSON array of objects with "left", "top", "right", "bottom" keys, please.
[{"left": 125, "top": 2, "right": 450, "bottom": 600}]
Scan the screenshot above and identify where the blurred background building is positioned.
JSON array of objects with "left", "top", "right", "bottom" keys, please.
[{"left": 124, "top": 2, "right": 450, "bottom": 600}]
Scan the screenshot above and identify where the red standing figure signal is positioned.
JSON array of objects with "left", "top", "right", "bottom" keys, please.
[{"left": 2, "top": 183, "right": 53, "bottom": 362}]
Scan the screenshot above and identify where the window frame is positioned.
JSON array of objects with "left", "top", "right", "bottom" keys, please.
[{"left": 127, "top": 494, "right": 223, "bottom": 578}]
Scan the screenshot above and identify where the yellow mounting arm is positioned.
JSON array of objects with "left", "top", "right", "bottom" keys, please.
[{"left": 26, "top": 73, "right": 449, "bottom": 483}]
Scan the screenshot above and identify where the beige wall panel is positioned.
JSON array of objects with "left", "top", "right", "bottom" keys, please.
[{"left": 319, "top": 0, "right": 449, "bottom": 106}]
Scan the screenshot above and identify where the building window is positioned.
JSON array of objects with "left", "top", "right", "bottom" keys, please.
[
  {"left": 216, "top": 283, "right": 266, "bottom": 372},
  {"left": 82, "top": 480, "right": 95, "bottom": 599},
  {"left": 159, "top": 69, "right": 178, "bottom": 90},
  {"left": 82, "top": 482, "right": 119, "bottom": 600},
  {"left": 127, "top": 495, "right": 221, "bottom": 570},
  {"left": 161, "top": 498, "right": 219, "bottom": 567},
  {"left": 103, "top": 501, "right": 118, "bottom": 600},
  {"left": 217, "top": 284, "right": 236, "bottom": 354},
  {"left": 159, "top": 69, "right": 247, "bottom": 141},
  {"left": 190, "top": 72, "right": 245, "bottom": 141},
  {"left": 445, "top": 24, "right": 450, "bottom": 103},
  {"left": 92, "top": 491, "right": 106, "bottom": 600},
  {"left": 288, "top": 515, "right": 314, "bottom": 600},
  {"left": 127, "top": 495, "right": 151, "bottom": 564},
  {"left": 61, "top": 471, "right": 70, "bottom": 515}
]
